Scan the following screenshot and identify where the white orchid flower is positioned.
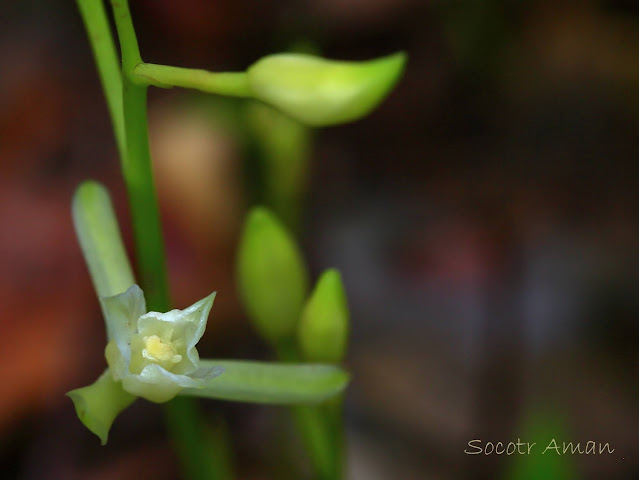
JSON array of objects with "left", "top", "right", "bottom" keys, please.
[
  {"left": 101, "top": 284, "right": 223, "bottom": 403},
  {"left": 68, "top": 181, "right": 349, "bottom": 445}
]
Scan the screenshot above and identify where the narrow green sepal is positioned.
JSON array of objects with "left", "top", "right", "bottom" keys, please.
[
  {"left": 66, "top": 370, "right": 136, "bottom": 445},
  {"left": 180, "top": 360, "right": 349, "bottom": 405},
  {"left": 247, "top": 52, "right": 406, "bottom": 126},
  {"left": 237, "top": 207, "right": 309, "bottom": 344},
  {"left": 298, "top": 269, "right": 350, "bottom": 363},
  {"left": 72, "top": 180, "right": 135, "bottom": 299}
]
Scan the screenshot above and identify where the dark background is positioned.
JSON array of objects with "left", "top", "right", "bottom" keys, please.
[{"left": 1, "top": 0, "right": 637, "bottom": 478}]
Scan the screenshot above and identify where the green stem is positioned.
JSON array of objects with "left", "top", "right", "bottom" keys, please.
[
  {"left": 325, "top": 398, "right": 345, "bottom": 479},
  {"left": 165, "top": 397, "right": 233, "bottom": 480},
  {"left": 109, "top": 0, "right": 142, "bottom": 74},
  {"left": 75, "top": 0, "right": 125, "bottom": 158},
  {"left": 132, "top": 63, "right": 252, "bottom": 97},
  {"left": 276, "top": 341, "right": 340, "bottom": 480},
  {"left": 108, "top": 0, "right": 169, "bottom": 311},
  {"left": 120, "top": 80, "right": 170, "bottom": 311}
]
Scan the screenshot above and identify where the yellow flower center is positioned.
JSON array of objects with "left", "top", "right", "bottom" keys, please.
[{"left": 142, "top": 335, "right": 182, "bottom": 365}]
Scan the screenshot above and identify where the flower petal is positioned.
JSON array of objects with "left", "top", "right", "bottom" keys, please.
[
  {"left": 66, "top": 369, "right": 136, "bottom": 445},
  {"left": 105, "top": 340, "right": 128, "bottom": 380},
  {"left": 137, "top": 292, "right": 216, "bottom": 374},
  {"left": 100, "top": 284, "right": 146, "bottom": 365},
  {"left": 122, "top": 364, "right": 206, "bottom": 403},
  {"left": 179, "top": 291, "right": 216, "bottom": 356},
  {"left": 190, "top": 365, "right": 226, "bottom": 381}
]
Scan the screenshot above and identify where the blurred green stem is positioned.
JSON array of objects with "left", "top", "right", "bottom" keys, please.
[
  {"left": 132, "top": 63, "right": 252, "bottom": 97},
  {"left": 277, "top": 342, "right": 341, "bottom": 480},
  {"left": 166, "top": 397, "right": 233, "bottom": 480},
  {"left": 110, "top": 0, "right": 169, "bottom": 312},
  {"left": 325, "top": 398, "right": 345, "bottom": 479}
]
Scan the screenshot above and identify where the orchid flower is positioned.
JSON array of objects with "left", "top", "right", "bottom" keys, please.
[
  {"left": 101, "top": 284, "right": 223, "bottom": 403},
  {"left": 67, "top": 181, "right": 349, "bottom": 444}
]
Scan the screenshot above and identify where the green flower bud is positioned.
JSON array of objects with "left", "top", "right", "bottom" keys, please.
[
  {"left": 237, "top": 207, "right": 309, "bottom": 344},
  {"left": 298, "top": 269, "right": 349, "bottom": 363},
  {"left": 247, "top": 52, "right": 406, "bottom": 126}
]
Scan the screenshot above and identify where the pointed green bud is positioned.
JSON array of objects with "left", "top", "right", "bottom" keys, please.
[
  {"left": 247, "top": 52, "right": 406, "bottom": 126},
  {"left": 66, "top": 370, "right": 136, "bottom": 445},
  {"left": 298, "top": 269, "right": 349, "bottom": 363},
  {"left": 237, "top": 207, "right": 309, "bottom": 344}
]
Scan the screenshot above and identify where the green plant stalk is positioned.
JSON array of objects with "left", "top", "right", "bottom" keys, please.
[
  {"left": 132, "top": 63, "right": 252, "bottom": 97},
  {"left": 120, "top": 81, "right": 171, "bottom": 311},
  {"left": 166, "top": 397, "right": 233, "bottom": 480},
  {"left": 246, "top": 103, "right": 312, "bottom": 233},
  {"left": 325, "top": 397, "right": 345, "bottom": 479},
  {"left": 75, "top": 0, "right": 125, "bottom": 158},
  {"left": 109, "top": 0, "right": 169, "bottom": 312},
  {"left": 277, "top": 341, "right": 341, "bottom": 480},
  {"left": 109, "top": 0, "right": 142, "bottom": 73}
]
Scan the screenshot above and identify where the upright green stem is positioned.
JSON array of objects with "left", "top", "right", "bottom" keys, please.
[
  {"left": 110, "top": 0, "right": 169, "bottom": 311},
  {"left": 109, "top": 0, "right": 142, "bottom": 73},
  {"left": 277, "top": 342, "right": 340, "bottom": 480},
  {"left": 325, "top": 398, "right": 345, "bottom": 479},
  {"left": 166, "top": 397, "right": 233, "bottom": 480},
  {"left": 75, "top": 0, "right": 125, "bottom": 158},
  {"left": 120, "top": 81, "right": 170, "bottom": 311}
]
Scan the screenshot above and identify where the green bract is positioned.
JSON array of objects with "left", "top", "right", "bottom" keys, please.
[
  {"left": 102, "top": 284, "right": 223, "bottom": 403},
  {"left": 247, "top": 52, "right": 406, "bottom": 126}
]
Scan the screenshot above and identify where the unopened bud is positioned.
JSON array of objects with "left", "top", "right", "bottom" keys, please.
[
  {"left": 237, "top": 207, "right": 309, "bottom": 344},
  {"left": 298, "top": 269, "right": 349, "bottom": 363},
  {"left": 247, "top": 52, "right": 406, "bottom": 126}
]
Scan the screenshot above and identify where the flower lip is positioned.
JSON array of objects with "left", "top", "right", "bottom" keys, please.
[
  {"left": 142, "top": 335, "right": 182, "bottom": 364},
  {"left": 100, "top": 284, "right": 220, "bottom": 403}
]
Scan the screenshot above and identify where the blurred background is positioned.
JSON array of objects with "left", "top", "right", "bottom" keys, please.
[{"left": 1, "top": 0, "right": 638, "bottom": 478}]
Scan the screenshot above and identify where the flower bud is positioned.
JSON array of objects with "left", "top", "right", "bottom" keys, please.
[
  {"left": 298, "top": 269, "right": 349, "bottom": 363},
  {"left": 237, "top": 207, "right": 309, "bottom": 344},
  {"left": 247, "top": 52, "right": 406, "bottom": 126}
]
